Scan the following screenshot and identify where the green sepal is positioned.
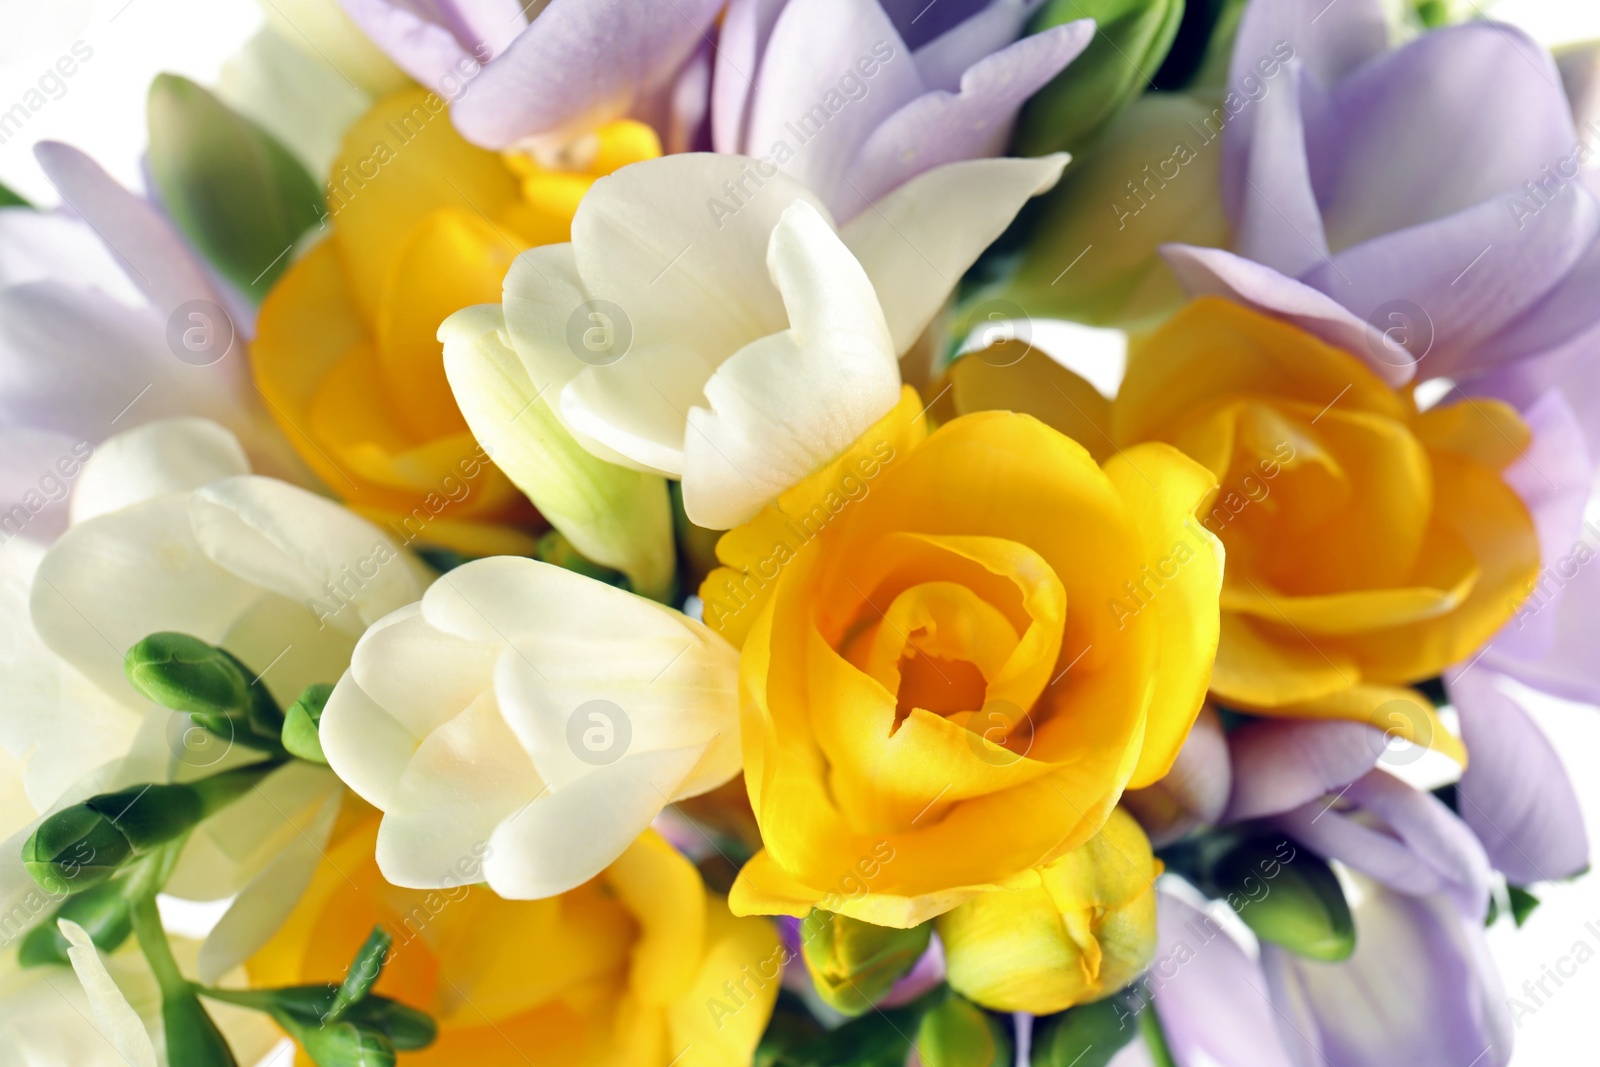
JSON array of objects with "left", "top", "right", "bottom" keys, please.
[
  {"left": 327, "top": 926, "right": 393, "bottom": 1023},
  {"left": 199, "top": 985, "right": 436, "bottom": 1051},
  {"left": 1508, "top": 885, "right": 1541, "bottom": 928},
  {"left": 146, "top": 74, "right": 323, "bottom": 300},
  {"left": 17, "top": 879, "right": 135, "bottom": 967},
  {"left": 282, "top": 684, "right": 333, "bottom": 764},
  {"left": 0, "top": 179, "right": 30, "bottom": 209},
  {"left": 1014, "top": 0, "right": 1186, "bottom": 157},
  {"left": 1030, "top": 987, "right": 1143, "bottom": 1067}
]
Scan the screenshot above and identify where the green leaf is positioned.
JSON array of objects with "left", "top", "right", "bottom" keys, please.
[
  {"left": 1213, "top": 835, "right": 1355, "bottom": 961},
  {"left": 0, "top": 179, "right": 30, "bottom": 209},
  {"left": 282, "top": 684, "right": 333, "bottom": 764},
  {"left": 1508, "top": 885, "right": 1541, "bottom": 928},
  {"left": 146, "top": 73, "right": 323, "bottom": 301},
  {"left": 1014, "top": 0, "right": 1187, "bottom": 157},
  {"left": 1138, "top": 1003, "right": 1179, "bottom": 1067}
]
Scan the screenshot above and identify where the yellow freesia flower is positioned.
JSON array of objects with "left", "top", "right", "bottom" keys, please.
[
  {"left": 253, "top": 87, "right": 660, "bottom": 556},
  {"left": 249, "top": 806, "right": 780, "bottom": 1066},
  {"left": 940, "top": 298, "right": 1540, "bottom": 761},
  {"left": 703, "top": 388, "right": 1223, "bottom": 928},
  {"left": 937, "top": 808, "right": 1160, "bottom": 1014}
]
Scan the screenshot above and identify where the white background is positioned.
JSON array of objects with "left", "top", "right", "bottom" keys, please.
[{"left": 2, "top": 1, "right": 1599, "bottom": 1064}]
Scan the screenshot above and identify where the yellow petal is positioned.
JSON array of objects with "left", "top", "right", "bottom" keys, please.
[
  {"left": 934, "top": 341, "right": 1114, "bottom": 461},
  {"left": 1103, "top": 442, "right": 1224, "bottom": 789}
]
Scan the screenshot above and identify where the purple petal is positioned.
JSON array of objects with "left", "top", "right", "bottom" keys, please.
[
  {"left": 1221, "top": 0, "right": 1388, "bottom": 220},
  {"left": 1123, "top": 704, "right": 1232, "bottom": 847},
  {"left": 0, "top": 425, "right": 84, "bottom": 547},
  {"left": 876, "top": 0, "right": 992, "bottom": 50},
  {"left": 1273, "top": 770, "right": 1492, "bottom": 919},
  {"left": 1480, "top": 389, "right": 1592, "bottom": 663},
  {"left": 1445, "top": 667, "right": 1589, "bottom": 883},
  {"left": 1224, "top": 718, "right": 1382, "bottom": 823},
  {"left": 435, "top": 0, "right": 527, "bottom": 57},
  {"left": 450, "top": 0, "right": 723, "bottom": 148},
  {"left": 33, "top": 142, "right": 223, "bottom": 320},
  {"left": 1468, "top": 223, "right": 1600, "bottom": 374},
  {"left": 711, "top": 0, "right": 788, "bottom": 153},
  {"left": 1311, "top": 23, "right": 1576, "bottom": 251},
  {"left": 1262, "top": 878, "right": 1512, "bottom": 1067},
  {"left": 910, "top": 0, "right": 1036, "bottom": 94},
  {"left": 338, "top": 0, "right": 476, "bottom": 94},
  {"left": 1230, "top": 66, "right": 1329, "bottom": 277},
  {"left": 1299, "top": 187, "right": 1600, "bottom": 381},
  {"left": 841, "top": 20, "right": 1093, "bottom": 216},
  {"left": 1148, "top": 889, "right": 1298, "bottom": 1067},
  {"left": 1159, "top": 244, "right": 1412, "bottom": 385},
  {"left": 741, "top": 0, "right": 924, "bottom": 212}
]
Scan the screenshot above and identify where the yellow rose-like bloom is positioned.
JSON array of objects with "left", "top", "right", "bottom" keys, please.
[
  {"left": 937, "top": 808, "right": 1159, "bottom": 1014},
  {"left": 1110, "top": 299, "right": 1538, "bottom": 757},
  {"left": 703, "top": 387, "right": 1223, "bottom": 928},
  {"left": 250, "top": 809, "right": 779, "bottom": 1066},
  {"left": 253, "top": 88, "right": 659, "bottom": 556}
]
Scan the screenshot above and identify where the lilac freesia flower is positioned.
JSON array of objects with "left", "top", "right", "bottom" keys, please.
[
  {"left": 1162, "top": 0, "right": 1600, "bottom": 391},
  {"left": 712, "top": 0, "right": 1092, "bottom": 219},
  {"left": 339, "top": 0, "right": 724, "bottom": 151},
  {"left": 0, "top": 144, "right": 299, "bottom": 550}
]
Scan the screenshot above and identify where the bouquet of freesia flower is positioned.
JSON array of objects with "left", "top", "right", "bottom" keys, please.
[{"left": 1, "top": 0, "right": 1596, "bottom": 1063}]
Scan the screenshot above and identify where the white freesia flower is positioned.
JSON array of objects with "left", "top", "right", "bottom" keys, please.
[
  {"left": 445, "top": 150, "right": 1066, "bottom": 529},
  {"left": 321, "top": 555, "right": 741, "bottom": 899},
  {"left": 10, "top": 416, "right": 428, "bottom": 980}
]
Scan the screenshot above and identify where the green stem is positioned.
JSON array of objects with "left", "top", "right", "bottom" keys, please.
[
  {"left": 130, "top": 893, "right": 187, "bottom": 1000},
  {"left": 189, "top": 760, "right": 283, "bottom": 817}
]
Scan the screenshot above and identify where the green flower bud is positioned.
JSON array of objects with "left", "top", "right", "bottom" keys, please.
[
  {"left": 17, "top": 879, "right": 136, "bottom": 967},
  {"left": 916, "top": 992, "right": 1013, "bottom": 1067},
  {"left": 327, "top": 926, "right": 393, "bottom": 1022},
  {"left": 297, "top": 1021, "right": 397, "bottom": 1067},
  {"left": 124, "top": 632, "right": 284, "bottom": 751},
  {"left": 986, "top": 91, "right": 1230, "bottom": 331},
  {"left": 163, "top": 989, "right": 240, "bottom": 1067},
  {"left": 84, "top": 784, "right": 204, "bottom": 850},
  {"left": 1014, "top": 0, "right": 1185, "bottom": 157},
  {"left": 282, "top": 684, "right": 333, "bottom": 764},
  {"left": 799, "top": 909, "right": 932, "bottom": 1017},
  {"left": 22, "top": 804, "right": 136, "bottom": 893},
  {"left": 1212, "top": 836, "right": 1354, "bottom": 961},
  {"left": 1030, "top": 989, "right": 1143, "bottom": 1067}
]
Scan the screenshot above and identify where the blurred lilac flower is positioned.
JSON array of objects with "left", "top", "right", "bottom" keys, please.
[
  {"left": 340, "top": 0, "right": 723, "bottom": 151},
  {"left": 1162, "top": 0, "right": 1600, "bottom": 393},
  {"left": 712, "top": 0, "right": 1092, "bottom": 220},
  {"left": 0, "top": 144, "right": 299, "bottom": 551}
]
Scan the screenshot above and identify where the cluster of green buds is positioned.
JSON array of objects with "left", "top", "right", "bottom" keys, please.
[{"left": 199, "top": 929, "right": 437, "bottom": 1067}]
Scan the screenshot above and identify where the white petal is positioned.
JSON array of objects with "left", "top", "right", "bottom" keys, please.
[
  {"left": 681, "top": 200, "right": 899, "bottom": 528},
  {"left": 59, "top": 919, "right": 159, "bottom": 1067},
  {"left": 190, "top": 475, "right": 426, "bottom": 634},
  {"left": 71, "top": 418, "right": 250, "bottom": 525},
  {"left": 842, "top": 153, "right": 1067, "bottom": 352},
  {"left": 442, "top": 302, "right": 677, "bottom": 597},
  {"left": 31, "top": 494, "right": 260, "bottom": 702},
  {"left": 484, "top": 743, "right": 708, "bottom": 899},
  {"left": 375, "top": 689, "right": 542, "bottom": 889},
  {"left": 196, "top": 785, "right": 341, "bottom": 983},
  {"left": 319, "top": 664, "right": 421, "bottom": 813},
  {"left": 348, "top": 601, "right": 497, "bottom": 741}
]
